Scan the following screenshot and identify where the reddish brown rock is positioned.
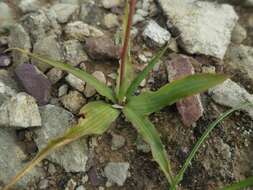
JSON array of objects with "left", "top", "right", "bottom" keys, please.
[
  {"left": 84, "top": 36, "right": 120, "bottom": 61},
  {"left": 166, "top": 54, "right": 204, "bottom": 126}
]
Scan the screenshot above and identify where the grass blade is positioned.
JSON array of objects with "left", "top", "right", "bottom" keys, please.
[
  {"left": 7, "top": 48, "right": 116, "bottom": 103},
  {"left": 126, "top": 43, "right": 169, "bottom": 98},
  {"left": 3, "top": 101, "right": 120, "bottom": 190},
  {"left": 116, "top": 0, "right": 136, "bottom": 102},
  {"left": 127, "top": 74, "right": 228, "bottom": 115},
  {"left": 219, "top": 176, "right": 253, "bottom": 190},
  {"left": 123, "top": 105, "right": 174, "bottom": 186},
  {"left": 171, "top": 102, "right": 253, "bottom": 189}
]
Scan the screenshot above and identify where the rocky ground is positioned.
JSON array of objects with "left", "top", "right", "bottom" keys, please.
[{"left": 0, "top": 0, "right": 252, "bottom": 190}]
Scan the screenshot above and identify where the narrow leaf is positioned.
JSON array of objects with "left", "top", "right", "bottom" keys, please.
[
  {"left": 219, "top": 176, "right": 253, "bottom": 190},
  {"left": 172, "top": 102, "right": 253, "bottom": 189},
  {"left": 127, "top": 74, "right": 228, "bottom": 115},
  {"left": 126, "top": 44, "right": 169, "bottom": 98},
  {"left": 3, "top": 101, "right": 120, "bottom": 190},
  {"left": 123, "top": 106, "right": 174, "bottom": 185},
  {"left": 8, "top": 48, "right": 116, "bottom": 103}
]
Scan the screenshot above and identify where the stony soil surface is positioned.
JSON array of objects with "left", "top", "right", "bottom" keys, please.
[{"left": 0, "top": 0, "right": 252, "bottom": 190}]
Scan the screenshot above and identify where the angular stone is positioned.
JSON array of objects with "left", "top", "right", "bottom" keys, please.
[
  {"left": 0, "top": 2, "right": 15, "bottom": 32},
  {"left": 9, "top": 24, "right": 31, "bottom": 66},
  {"left": 231, "top": 23, "right": 247, "bottom": 44},
  {"left": 143, "top": 20, "right": 171, "bottom": 47},
  {"left": 60, "top": 90, "right": 86, "bottom": 114},
  {"left": 225, "top": 44, "right": 253, "bottom": 82},
  {"left": 19, "top": 0, "right": 44, "bottom": 13},
  {"left": 84, "top": 71, "right": 106, "bottom": 97},
  {"left": 102, "top": 0, "right": 122, "bottom": 9},
  {"left": 84, "top": 36, "right": 120, "bottom": 60},
  {"left": 35, "top": 105, "right": 88, "bottom": 172},
  {"left": 50, "top": 3, "right": 79, "bottom": 24},
  {"left": 158, "top": 0, "right": 238, "bottom": 59},
  {"left": 104, "top": 13, "right": 119, "bottom": 29},
  {"left": 32, "top": 35, "right": 63, "bottom": 72},
  {"left": 65, "top": 74, "right": 86, "bottom": 92},
  {"left": 0, "top": 92, "right": 41, "bottom": 128},
  {"left": 111, "top": 133, "right": 125, "bottom": 150},
  {"left": 15, "top": 64, "right": 52, "bottom": 105},
  {"left": 46, "top": 68, "right": 64, "bottom": 84},
  {"left": 63, "top": 40, "right": 88, "bottom": 66},
  {"left": 58, "top": 84, "right": 69, "bottom": 97},
  {"left": 21, "top": 9, "right": 61, "bottom": 42},
  {"left": 104, "top": 162, "right": 129, "bottom": 186},
  {"left": 0, "top": 70, "right": 19, "bottom": 99},
  {"left": 209, "top": 79, "right": 253, "bottom": 119},
  {"left": 0, "top": 129, "right": 43, "bottom": 189},
  {"left": 166, "top": 55, "right": 204, "bottom": 126}
]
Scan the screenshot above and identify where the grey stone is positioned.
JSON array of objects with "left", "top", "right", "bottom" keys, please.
[
  {"left": 104, "top": 14, "right": 119, "bottom": 29},
  {"left": 0, "top": 129, "right": 43, "bottom": 188},
  {"left": 64, "top": 21, "right": 104, "bottom": 41},
  {"left": 225, "top": 45, "right": 253, "bottom": 82},
  {"left": 231, "top": 23, "right": 247, "bottom": 44},
  {"left": 36, "top": 105, "right": 89, "bottom": 172},
  {"left": 158, "top": 0, "right": 238, "bottom": 59},
  {"left": 65, "top": 74, "right": 86, "bottom": 92},
  {"left": 104, "top": 162, "right": 130, "bottom": 186},
  {"left": 60, "top": 90, "right": 86, "bottom": 114},
  {"left": 63, "top": 40, "right": 88, "bottom": 66},
  {"left": 111, "top": 133, "right": 125, "bottom": 150},
  {"left": 76, "top": 185, "right": 86, "bottom": 190},
  {"left": 21, "top": 8, "right": 61, "bottom": 42},
  {"left": 0, "top": 2, "right": 15, "bottom": 32},
  {"left": 0, "top": 70, "right": 19, "bottom": 99},
  {"left": 46, "top": 68, "right": 64, "bottom": 84},
  {"left": 19, "top": 0, "right": 44, "bottom": 13},
  {"left": 136, "top": 135, "right": 151, "bottom": 153},
  {"left": 0, "top": 55, "right": 11, "bottom": 68},
  {"left": 143, "top": 20, "right": 171, "bottom": 47},
  {"left": 32, "top": 35, "right": 63, "bottom": 72},
  {"left": 65, "top": 178, "right": 77, "bottom": 190},
  {"left": 58, "top": 84, "right": 68, "bottom": 97},
  {"left": 244, "top": 0, "right": 253, "bottom": 7},
  {"left": 50, "top": 3, "right": 79, "bottom": 24},
  {"left": 38, "top": 178, "right": 49, "bottom": 189},
  {"left": 9, "top": 24, "right": 31, "bottom": 66},
  {"left": 102, "top": 0, "right": 122, "bottom": 9},
  {"left": 209, "top": 79, "right": 253, "bottom": 119},
  {"left": 133, "top": 14, "right": 145, "bottom": 25},
  {"left": 15, "top": 64, "right": 52, "bottom": 105},
  {"left": 0, "top": 92, "right": 41, "bottom": 128}
]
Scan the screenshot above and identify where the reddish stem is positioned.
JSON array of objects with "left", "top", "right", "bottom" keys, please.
[{"left": 119, "top": 0, "right": 137, "bottom": 86}]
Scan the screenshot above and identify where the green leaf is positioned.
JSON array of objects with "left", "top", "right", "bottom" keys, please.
[
  {"left": 219, "top": 176, "right": 253, "bottom": 190},
  {"left": 8, "top": 48, "right": 116, "bottom": 103},
  {"left": 123, "top": 105, "right": 174, "bottom": 185},
  {"left": 3, "top": 101, "right": 120, "bottom": 190},
  {"left": 126, "top": 44, "right": 169, "bottom": 98},
  {"left": 116, "top": 1, "right": 135, "bottom": 102},
  {"left": 171, "top": 102, "right": 253, "bottom": 189},
  {"left": 127, "top": 74, "right": 228, "bottom": 115}
]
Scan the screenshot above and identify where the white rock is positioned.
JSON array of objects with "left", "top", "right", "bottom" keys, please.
[
  {"left": 66, "top": 74, "right": 86, "bottom": 92},
  {"left": 0, "top": 92, "right": 41, "bottom": 128},
  {"left": 104, "top": 162, "right": 130, "bottom": 186},
  {"left": 51, "top": 3, "right": 79, "bottom": 23},
  {"left": 0, "top": 2, "right": 15, "bottom": 31},
  {"left": 102, "top": 0, "right": 122, "bottom": 9},
  {"left": 143, "top": 20, "right": 171, "bottom": 47},
  {"left": 158, "top": 0, "right": 238, "bottom": 59},
  {"left": 209, "top": 79, "right": 253, "bottom": 119}
]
